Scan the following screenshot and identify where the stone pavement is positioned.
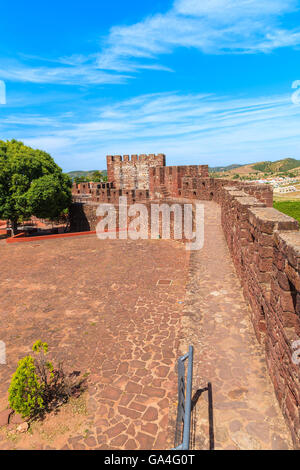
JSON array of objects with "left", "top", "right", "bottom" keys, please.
[
  {"left": 0, "top": 237, "right": 189, "bottom": 450},
  {"left": 0, "top": 202, "right": 295, "bottom": 450},
  {"left": 179, "top": 200, "right": 293, "bottom": 450}
]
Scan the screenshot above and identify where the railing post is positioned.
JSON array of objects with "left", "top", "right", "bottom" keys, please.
[
  {"left": 173, "top": 345, "right": 194, "bottom": 450},
  {"left": 182, "top": 345, "right": 193, "bottom": 450}
]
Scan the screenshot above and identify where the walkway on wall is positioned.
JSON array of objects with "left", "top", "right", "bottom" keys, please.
[{"left": 180, "top": 200, "right": 293, "bottom": 450}]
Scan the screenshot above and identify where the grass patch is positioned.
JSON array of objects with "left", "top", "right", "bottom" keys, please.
[{"left": 273, "top": 200, "right": 300, "bottom": 225}]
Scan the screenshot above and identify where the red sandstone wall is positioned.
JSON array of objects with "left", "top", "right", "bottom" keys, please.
[
  {"left": 72, "top": 182, "right": 94, "bottom": 195},
  {"left": 91, "top": 188, "right": 150, "bottom": 204},
  {"left": 179, "top": 177, "right": 273, "bottom": 207},
  {"left": 106, "top": 154, "right": 166, "bottom": 190},
  {"left": 149, "top": 165, "right": 209, "bottom": 198},
  {"left": 70, "top": 199, "right": 194, "bottom": 242},
  {"left": 218, "top": 186, "right": 300, "bottom": 448}
]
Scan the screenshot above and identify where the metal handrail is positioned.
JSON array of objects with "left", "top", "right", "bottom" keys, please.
[{"left": 173, "top": 345, "right": 194, "bottom": 450}]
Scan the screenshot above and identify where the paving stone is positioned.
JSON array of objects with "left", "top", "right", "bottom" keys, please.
[
  {"left": 0, "top": 203, "right": 294, "bottom": 451},
  {"left": 179, "top": 201, "right": 293, "bottom": 451},
  {"left": 0, "top": 409, "right": 12, "bottom": 427},
  {"left": 142, "top": 406, "right": 158, "bottom": 422}
]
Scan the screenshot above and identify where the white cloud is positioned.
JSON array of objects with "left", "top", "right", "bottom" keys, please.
[
  {"left": 3, "top": 90, "right": 300, "bottom": 170},
  {"left": 0, "top": 60, "right": 131, "bottom": 86},
  {"left": 1, "top": 0, "right": 300, "bottom": 85},
  {"left": 174, "top": 0, "right": 297, "bottom": 19},
  {"left": 95, "top": 0, "right": 300, "bottom": 73}
]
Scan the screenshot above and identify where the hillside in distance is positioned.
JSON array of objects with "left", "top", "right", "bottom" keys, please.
[
  {"left": 68, "top": 158, "right": 300, "bottom": 181},
  {"left": 67, "top": 170, "right": 107, "bottom": 181},
  {"left": 209, "top": 164, "right": 244, "bottom": 172},
  {"left": 209, "top": 158, "right": 300, "bottom": 178}
]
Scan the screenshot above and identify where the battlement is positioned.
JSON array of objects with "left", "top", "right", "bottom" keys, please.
[
  {"left": 106, "top": 153, "right": 166, "bottom": 164},
  {"left": 107, "top": 153, "right": 166, "bottom": 190}
]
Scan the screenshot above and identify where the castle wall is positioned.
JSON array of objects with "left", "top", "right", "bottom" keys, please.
[
  {"left": 219, "top": 186, "right": 299, "bottom": 447},
  {"left": 176, "top": 176, "right": 273, "bottom": 207},
  {"left": 179, "top": 179, "right": 299, "bottom": 446},
  {"left": 149, "top": 165, "right": 209, "bottom": 198},
  {"left": 69, "top": 199, "right": 194, "bottom": 242},
  {"left": 107, "top": 154, "right": 166, "bottom": 190},
  {"left": 90, "top": 188, "right": 150, "bottom": 204}
]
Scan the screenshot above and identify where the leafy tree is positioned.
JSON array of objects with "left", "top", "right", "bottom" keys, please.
[
  {"left": 74, "top": 175, "right": 90, "bottom": 184},
  {"left": 0, "top": 140, "right": 72, "bottom": 234},
  {"left": 91, "top": 170, "right": 107, "bottom": 182}
]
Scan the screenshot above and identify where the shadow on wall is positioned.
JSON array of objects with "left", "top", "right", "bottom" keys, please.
[{"left": 69, "top": 203, "right": 91, "bottom": 232}]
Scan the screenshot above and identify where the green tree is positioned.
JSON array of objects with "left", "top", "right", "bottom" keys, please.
[
  {"left": 0, "top": 140, "right": 72, "bottom": 234},
  {"left": 91, "top": 170, "right": 107, "bottom": 182},
  {"left": 74, "top": 175, "right": 90, "bottom": 184}
]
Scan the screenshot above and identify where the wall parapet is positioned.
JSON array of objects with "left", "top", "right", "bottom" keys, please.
[{"left": 217, "top": 184, "right": 300, "bottom": 448}]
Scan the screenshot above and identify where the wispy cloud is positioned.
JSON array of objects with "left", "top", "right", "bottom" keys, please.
[
  {"left": 0, "top": 61, "right": 129, "bottom": 86},
  {"left": 96, "top": 0, "right": 300, "bottom": 73},
  {"left": 1, "top": 0, "right": 300, "bottom": 86},
  {"left": 2, "top": 90, "right": 299, "bottom": 169}
]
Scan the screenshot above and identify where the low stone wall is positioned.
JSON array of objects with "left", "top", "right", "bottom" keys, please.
[
  {"left": 179, "top": 177, "right": 273, "bottom": 207},
  {"left": 149, "top": 165, "right": 209, "bottom": 198},
  {"left": 70, "top": 199, "right": 195, "bottom": 242},
  {"left": 218, "top": 185, "right": 300, "bottom": 448},
  {"left": 90, "top": 188, "right": 150, "bottom": 204}
]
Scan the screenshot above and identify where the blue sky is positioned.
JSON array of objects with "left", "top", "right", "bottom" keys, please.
[{"left": 1, "top": 0, "right": 300, "bottom": 171}]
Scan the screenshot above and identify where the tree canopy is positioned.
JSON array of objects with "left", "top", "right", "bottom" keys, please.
[
  {"left": 0, "top": 140, "right": 72, "bottom": 231},
  {"left": 91, "top": 170, "right": 108, "bottom": 182},
  {"left": 73, "top": 171, "right": 108, "bottom": 184}
]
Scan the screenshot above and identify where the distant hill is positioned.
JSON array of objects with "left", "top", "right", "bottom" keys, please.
[
  {"left": 209, "top": 158, "right": 300, "bottom": 178},
  {"left": 67, "top": 170, "right": 107, "bottom": 181},
  {"left": 68, "top": 158, "right": 300, "bottom": 181},
  {"left": 209, "top": 164, "right": 244, "bottom": 172},
  {"left": 252, "top": 158, "right": 300, "bottom": 173}
]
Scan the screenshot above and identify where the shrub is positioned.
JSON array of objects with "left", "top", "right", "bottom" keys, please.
[
  {"left": 8, "top": 355, "right": 44, "bottom": 418},
  {"left": 8, "top": 341, "right": 86, "bottom": 420}
]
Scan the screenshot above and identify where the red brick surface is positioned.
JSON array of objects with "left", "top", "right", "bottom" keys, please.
[{"left": 0, "top": 236, "right": 189, "bottom": 450}]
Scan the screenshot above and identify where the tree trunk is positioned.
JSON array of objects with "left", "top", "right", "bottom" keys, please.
[{"left": 10, "top": 219, "right": 18, "bottom": 236}]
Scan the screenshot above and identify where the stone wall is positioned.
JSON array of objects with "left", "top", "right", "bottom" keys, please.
[
  {"left": 90, "top": 188, "right": 150, "bottom": 204},
  {"left": 149, "top": 165, "right": 209, "bottom": 198},
  {"left": 178, "top": 176, "right": 273, "bottom": 207},
  {"left": 217, "top": 185, "right": 300, "bottom": 448},
  {"left": 70, "top": 199, "right": 195, "bottom": 242},
  {"left": 107, "top": 154, "right": 166, "bottom": 190}
]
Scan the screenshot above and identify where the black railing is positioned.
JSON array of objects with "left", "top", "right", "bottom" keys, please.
[{"left": 173, "top": 345, "right": 194, "bottom": 450}]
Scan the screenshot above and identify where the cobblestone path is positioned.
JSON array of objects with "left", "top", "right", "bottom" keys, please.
[
  {"left": 0, "top": 201, "right": 295, "bottom": 450},
  {"left": 0, "top": 237, "right": 189, "bottom": 450},
  {"left": 180, "top": 200, "right": 293, "bottom": 450}
]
